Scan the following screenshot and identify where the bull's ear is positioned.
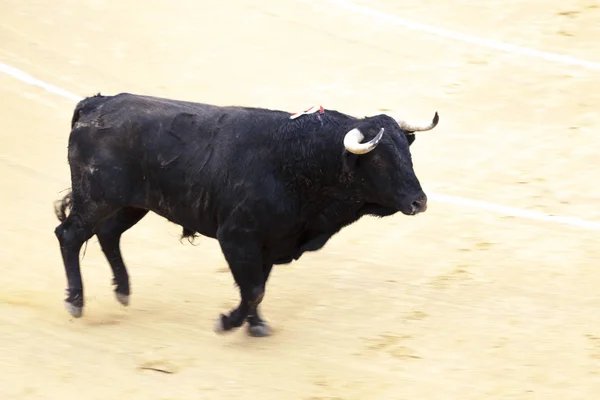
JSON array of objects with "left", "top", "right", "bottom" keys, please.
[{"left": 406, "top": 133, "right": 416, "bottom": 146}]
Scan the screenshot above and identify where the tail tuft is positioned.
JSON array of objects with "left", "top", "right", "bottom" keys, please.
[{"left": 54, "top": 191, "right": 73, "bottom": 222}]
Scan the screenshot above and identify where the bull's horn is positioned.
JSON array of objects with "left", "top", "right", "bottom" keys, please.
[
  {"left": 394, "top": 112, "right": 439, "bottom": 132},
  {"left": 343, "top": 127, "right": 385, "bottom": 155}
]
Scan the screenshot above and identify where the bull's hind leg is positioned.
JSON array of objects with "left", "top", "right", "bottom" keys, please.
[
  {"left": 246, "top": 263, "right": 273, "bottom": 337},
  {"left": 54, "top": 199, "right": 118, "bottom": 318},
  {"left": 96, "top": 207, "right": 148, "bottom": 307}
]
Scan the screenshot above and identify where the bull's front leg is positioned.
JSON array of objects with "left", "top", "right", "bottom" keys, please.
[
  {"left": 214, "top": 226, "right": 266, "bottom": 335},
  {"left": 246, "top": 263, "right": 273, "bottom": 337}
]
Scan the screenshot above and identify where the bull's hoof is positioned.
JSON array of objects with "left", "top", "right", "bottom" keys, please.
[
  {"left": 64, "top": 301, "right": 83, "bottom": 318},
  {"left": 247, "top": 322, "right": 273, "bottom": 337},
  {"left": 214, "top": 314, "right": 236, "bottom": 334},
  {"left": 115, "top": 291, "right": 130, "bottom": 306},
  {"left": 64, "top": 290, "right": 83, "bottom": 318}
]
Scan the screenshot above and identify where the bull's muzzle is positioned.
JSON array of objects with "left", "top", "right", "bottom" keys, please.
[{"left": 409, "top": 193, "right": 428, "bottom": 215}]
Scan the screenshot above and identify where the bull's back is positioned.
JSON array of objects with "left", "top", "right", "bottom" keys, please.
[
  {"left": 72, "top": 93, "right": 222, "bottom": 133},
  {"left": 70, "top": 93, "right": 227, "bottom": 164},
  {"left": 71, "top": 92, "right": 291, "bottom": 150}
]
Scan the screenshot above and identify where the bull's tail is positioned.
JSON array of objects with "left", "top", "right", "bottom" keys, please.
[
  {"left": 54, "top": 190, "right": 73, "bottom": 222},
  {"left": 54, "top": 190, "right": 91, "bottom": 258},
  {"left": 62, "top": 93, "right": 107, "bottom": 219},
  {"left": 60, "top": 93, "right": 104, "bottom": 223}
]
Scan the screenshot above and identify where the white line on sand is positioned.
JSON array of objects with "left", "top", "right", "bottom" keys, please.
[{"left": 326, "top": 0, "right": 600, "bottom": 71}]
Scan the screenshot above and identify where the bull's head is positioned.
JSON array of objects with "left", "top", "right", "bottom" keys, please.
[{"left": 342, "top": 112, "right": 439, "bottom": 216}]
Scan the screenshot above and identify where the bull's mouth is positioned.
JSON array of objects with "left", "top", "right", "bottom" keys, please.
[
  {"left": 400, "top": 208, "right": 420, "bottom": 216},
  {"left": 399, "top": 197, "right": 428, "bottom": 216}
]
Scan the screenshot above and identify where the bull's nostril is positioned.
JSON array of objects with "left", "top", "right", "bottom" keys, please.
[
  {"left": 410, "top": 195, "right": 428, "bottom": 214},
  {"left": 411, "top": 200, "right": 422, "bottom": 212}
]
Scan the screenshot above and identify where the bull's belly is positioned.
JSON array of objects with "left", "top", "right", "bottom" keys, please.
[
  {"left": 143, "top": 202, "right": 219, "bottom": 239},
  {"left": 267, "top": 230, "right": 336, "bottom": 265}
]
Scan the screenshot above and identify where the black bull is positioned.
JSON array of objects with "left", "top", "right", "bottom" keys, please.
[{"left": 53, "top": 93, "right": 439, "bottom": 337}]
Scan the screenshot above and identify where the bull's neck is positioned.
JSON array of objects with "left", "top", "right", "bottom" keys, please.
[
  {"left": 286, "top": 148, "right": 361, "bottom": 203},
  {"left": 276, "top": 116, "right": 361, "bottom": 201}
]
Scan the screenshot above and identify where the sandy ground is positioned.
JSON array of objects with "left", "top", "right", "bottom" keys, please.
[{"left": 1, "top": 0, "right": 600, "bottom": 399}]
